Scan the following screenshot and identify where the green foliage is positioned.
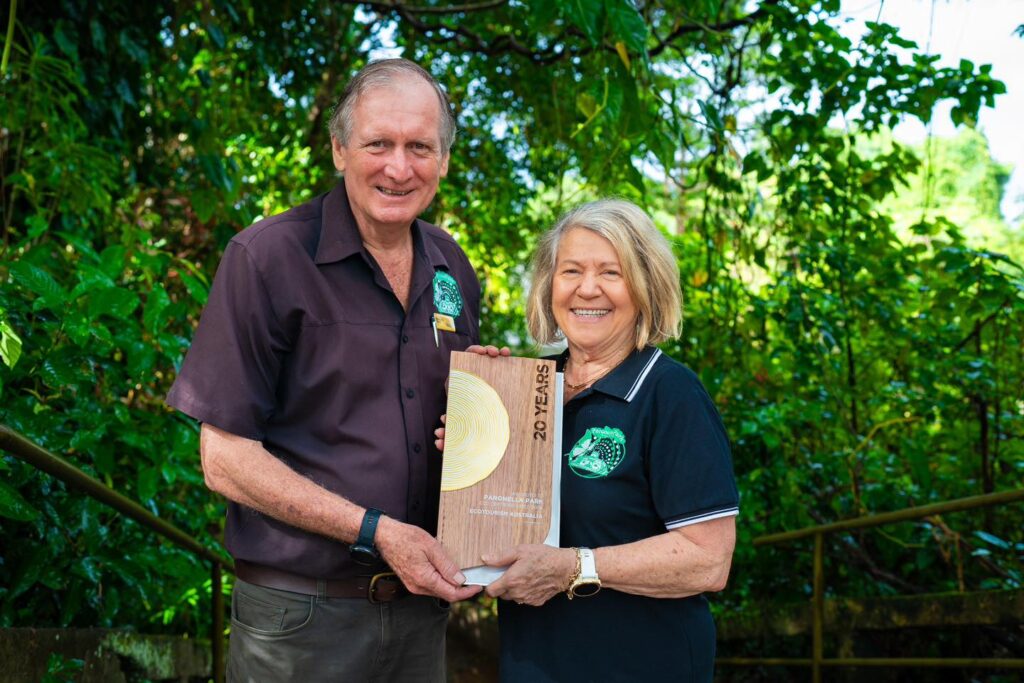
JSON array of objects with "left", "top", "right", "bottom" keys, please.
[
  {"left": 1, "top": 0, "right": 1021, "bottom": 652},
  {"left": 877, "top": 128, "right": 1020, "bottom": 260},
  {"left": 41, "top": 653, "right": 84, "bottom": 683}
]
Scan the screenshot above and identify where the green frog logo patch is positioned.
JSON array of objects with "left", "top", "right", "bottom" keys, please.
[
  {"left": 432, "top": 271, "right": 463, "bottom": 317},
  {"left": 566, "top": 427, "right": 626, "bottom": 479}
]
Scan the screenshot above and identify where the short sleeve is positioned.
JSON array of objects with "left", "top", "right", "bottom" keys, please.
[
  {"left": 166, "top": 241, "right": 289, "bottom": 440},
  {"left": 647, "top": 370, "right": 739, "bottom": 529}
]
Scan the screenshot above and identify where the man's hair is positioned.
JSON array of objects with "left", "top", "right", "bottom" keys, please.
[
  {"left": 527, "top": 199, "right": 683, "bottom": 350},
  {"left": 328, "top": 58, "right": 457, "bottom": 153}
]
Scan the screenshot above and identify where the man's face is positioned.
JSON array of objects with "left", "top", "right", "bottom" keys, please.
[{"left": 332, "top": 78, "right": 450, "bottom": 236}]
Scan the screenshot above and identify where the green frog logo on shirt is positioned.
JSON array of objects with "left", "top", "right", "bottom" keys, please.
[
  {"left": 566, "top": 427, "right": 626, "bottom": 479},
  {"left": 432, "top": 271, "right": 463, "bottom": 317}
]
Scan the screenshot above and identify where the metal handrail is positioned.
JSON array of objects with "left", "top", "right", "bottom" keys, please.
[
  {"left": 753, "top": 488, "right": 1024, "bottom": 546},
  {"left": 0, "top": 424, "right": 232, "bottom": 683},
  {"left": 719, "top": 488, "right": 1024, "bottom": 681}
]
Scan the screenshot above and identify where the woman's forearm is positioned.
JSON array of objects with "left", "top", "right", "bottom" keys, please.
[{"left": 592, "top": 516, "right": 736, "bottom": 599}]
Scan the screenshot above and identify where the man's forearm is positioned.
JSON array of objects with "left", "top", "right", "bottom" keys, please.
[
  {"left": 200, "top": 423, "right": 364, "bottom": 544},
  {"left": 199, "top": 423, "right": 479, "bottom": 601}
]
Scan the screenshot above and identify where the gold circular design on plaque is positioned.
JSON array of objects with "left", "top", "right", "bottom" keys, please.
[{"left": 441, "top": 370, "right": 511, "bottom": 491}]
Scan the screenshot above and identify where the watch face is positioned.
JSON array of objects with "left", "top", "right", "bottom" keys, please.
[
  {"left": 572, "top": 580, "right": 601, "bottom": 597},
  {"left": 350, "top": 544, "right": 379, "bottom": 566}
]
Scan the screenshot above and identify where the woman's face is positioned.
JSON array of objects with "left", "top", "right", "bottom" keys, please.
[{"left": 551, "top": 228, "right": 638, "bottom": 359}]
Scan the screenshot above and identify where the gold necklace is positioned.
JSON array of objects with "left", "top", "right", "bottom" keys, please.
[{"left": 564, "top": 362, "right": 614, "bottom": 391}]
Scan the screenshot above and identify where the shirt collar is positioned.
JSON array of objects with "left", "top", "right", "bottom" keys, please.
[
  {"left": 558, "top": 346, "right": 663, "bottom": 403},
  {"left": 314, "top": 180, "right": 363, "bottom": 264},
  {"left": 313, "top": 180, "right": 451, "bottom": 272}
]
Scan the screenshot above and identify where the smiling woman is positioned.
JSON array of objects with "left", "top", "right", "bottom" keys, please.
[{"left": 482, "top": 199, "right": 739, "bottom": 683}]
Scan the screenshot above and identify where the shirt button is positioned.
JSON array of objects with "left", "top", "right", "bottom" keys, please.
[
  {"left": 406, "top": 388, "right": 415, "bottom": 399},
  {"left": 413, "top": 443, "right": 422, "bottom": 453},
  {"left": 412, "top": 501, "right": 420, "bottom": 511},
  {"left": 402, "top": 335, "right": 409, "bottom": 343}
]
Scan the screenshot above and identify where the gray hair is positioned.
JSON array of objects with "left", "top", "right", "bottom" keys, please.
[
  {"left": 328, "top": 58, "right": 457, "bottom": 153},
  {"left": 527, "top": 199, "right": 683, "bottom": 350}
]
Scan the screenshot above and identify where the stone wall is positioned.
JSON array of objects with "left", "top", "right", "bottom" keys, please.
[{"left": 0, "top": 628, "right": 210, "bottom": 683}]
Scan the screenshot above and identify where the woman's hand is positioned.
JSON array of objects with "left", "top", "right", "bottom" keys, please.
[
  {"left": 434, "top": 414, "right": 447, "bottom": 452},
  {"left": 483, "top": 545, "right": 577, "bottom": 607},
  {"left": 465, "top": 344, "right": 512, "bottom": 357},
  {"left": 436, "top": 346, "right": 511, "bottom": 450}
]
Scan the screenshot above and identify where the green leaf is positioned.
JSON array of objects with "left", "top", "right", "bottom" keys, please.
[
  {"left": 698, "top": 99, "right": 724, "bottom": 132},
  {"left": 0, "top": 314, "right": 23, "bottom": 369},
  {"left": 625, "top": 160, "right": 645, "bottom": 194},
  {"left": 606, "top": 0, "right": 647, "bottom": 52},
  {"left": 138, "top": 467, "right": 159, "bottom": 502},
  {"left": 562, "top": 0, "right": 604, "bottom": 45},
  {"left": 118, "top": 31, "right": 149, "bottom": 65},
  {"left": 142, "top": 284, "right": 171, "bottom": 335},
  {"left": 191, "top": 188, "right": 219, "bottom": 223},
  {"left": 9, "top": 261, "right": 67, "bottom": 310},
  {"left": 89, "top": 19, "right": 107, "bottom": 53},
  {"left": 100, "top": 246, "right": 128, "bottom": 279},
  {"left": 180, "top": 274, "right": 209, "bottom": 305},
  {"left": 207, "top": 23, "right": 226, "bottom": 49},
  {"left": 974, "top": 530, "right": 1010, "bottom": 550},
  {"left": 0, "top": 479, "right": 40, "bottom": 521},
  {"left": 576, "top": 92, "right": 599, "bottom": 119},
  {"left": 87, "top": 287, "right": 139, "bottom": 321},
  {"left": 26, "top": 214, "right": 49, "bottom": 239},
  {"left": 526, "top": 0, "right": 560, "bottom": 26},
  {"left": 40, "top": 357, "right": 81, "bottom": 389}
]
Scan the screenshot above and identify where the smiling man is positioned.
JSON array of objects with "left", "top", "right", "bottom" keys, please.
[{"left": 167, "top": 59, "right": 482, "bottom": 682}]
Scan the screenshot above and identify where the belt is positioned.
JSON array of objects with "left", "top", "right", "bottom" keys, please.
[{"left": 235, "top": 560, "right": 410, "bottom": 603}]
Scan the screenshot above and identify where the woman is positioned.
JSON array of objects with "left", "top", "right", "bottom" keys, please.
[{"left": 442, "top": 199, "right": 738, "bottom": 682}]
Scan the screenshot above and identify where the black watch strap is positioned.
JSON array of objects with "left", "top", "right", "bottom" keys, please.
[
  {"left": 356, "top": 508, "right": 384, "bottom": 549},
  {"left": 350, "top": 508, "right": 385, "bottom": 565}
]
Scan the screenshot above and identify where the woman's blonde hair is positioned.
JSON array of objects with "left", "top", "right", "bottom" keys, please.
[{"left": 526, "top": 199, "right": 682, "bottom": 350}]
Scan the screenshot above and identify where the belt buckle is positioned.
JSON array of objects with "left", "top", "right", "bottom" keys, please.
[{"left": 368, "top": 572, "right": 398, "bottom": 604}]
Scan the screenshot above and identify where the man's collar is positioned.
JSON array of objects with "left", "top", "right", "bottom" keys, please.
[
  {"left": 315, "top": 181, "right": 364, "bottom": 264},
  {"left": 559, "top": 346, "right": 663, "bottom": 403},
  {"left": 314, "top": 180, "right": 451, "bottom": 271}
]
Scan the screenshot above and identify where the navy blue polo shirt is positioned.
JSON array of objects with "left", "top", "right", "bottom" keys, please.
[
  {"left": 499, "top": 346, "right": 739, "bottom": 682},
  {"left": 167, "top": 180, "right": 480, "bottom": 579}
]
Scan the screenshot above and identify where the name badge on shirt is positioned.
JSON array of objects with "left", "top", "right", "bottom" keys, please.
[{"left": 434, "top": 312, "right": 456, "bottom": 332}]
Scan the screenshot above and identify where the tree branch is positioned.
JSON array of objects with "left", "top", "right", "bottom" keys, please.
[
  {"left": 384, "top": 0, "right": 508, "bottom": 14},
  {"left": 952, "top": 298, "right": 1009, "bottom": 352},
  {"left": 650, "top": 0, "right": 783, "bottom": 57},
  {"left": 344, "top": 0, "right": 781, "bottom": 64}
]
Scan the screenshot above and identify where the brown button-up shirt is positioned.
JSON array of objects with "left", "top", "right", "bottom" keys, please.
[{"left": 167, "top": 181, "right": 480, "bottom": 578}]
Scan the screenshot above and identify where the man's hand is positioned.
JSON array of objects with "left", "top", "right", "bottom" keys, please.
[
  {"left": 483, "top": 544, "right": 576, "bottom": 607},
  {"left": 375, "top": 515, "right": 481, "bottom": 602}
]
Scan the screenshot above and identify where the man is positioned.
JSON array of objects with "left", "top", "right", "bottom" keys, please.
[{"left": 167, "top": 59, "right": 481, "bottom": 681}]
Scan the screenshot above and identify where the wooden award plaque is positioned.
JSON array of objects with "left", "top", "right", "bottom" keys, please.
[{"left": 437, "top": 351, "right": 563, "bottom": 585}]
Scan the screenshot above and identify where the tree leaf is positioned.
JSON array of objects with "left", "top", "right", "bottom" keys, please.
[
  {"left": 0, "top": 479, "right": 40, "bottom": 521},
  {"left": 99, "top": 246, "right": 127, "bottom": 279},
  {"left": 87, "top": 287, "right": 139, "bottom": 321},
  {"left": 137, "top": 467, "right": 159, "bottom": 502},
  {"left": 0, "top": 314, "right": 23, "bottom": 369},
  {"left": 974, "top": 530, "right": 1010, "bottom": 550},
  {"left": 9, "top": 262, "right": 66, "bottom": 310},
  {"left": 142, "top": 284, "right": 171, "bottom": 335},
  {"left": 606, "top": 0, "right": 647, "bottom": 53},
  {"left": 562, "top": 0, "right": 604, "bottom": 45}
]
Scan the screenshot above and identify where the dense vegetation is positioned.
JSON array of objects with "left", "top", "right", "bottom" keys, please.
[{"left": 2, "top": 0, "right": 1021, "bottom": 668}]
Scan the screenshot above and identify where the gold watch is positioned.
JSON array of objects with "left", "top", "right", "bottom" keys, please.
[{"left": 566, "top": 547, "right": 601, "bottom": 599}]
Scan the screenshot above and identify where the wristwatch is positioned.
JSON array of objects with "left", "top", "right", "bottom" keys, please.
[
  {"left": 349, "top": 508, "right": 385, "bottom": 566},
  {"left": 566, "top": 547, "right": 601, "bottom": 599}
]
